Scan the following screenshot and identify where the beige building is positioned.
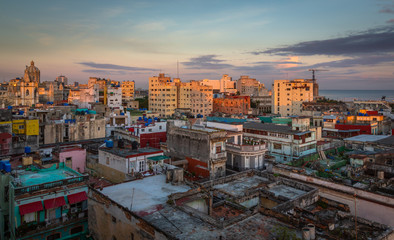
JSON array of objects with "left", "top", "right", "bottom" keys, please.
[
  {"left": 200, "top": 74, "right": 236, "bottom": 94},
  {"left": 237, "top": 75, "right": 261, "bottom": 96},
  {"left": 149, "top": 74, "right": 213, "bottom": 117},
  {"left": 149, "top": 73, "right": 179, "bottom": 117},
  {"left": 272, "top": 79, "right": 317, "bottom": 116},
  {"left": 121, "top": 80, "right": 135, "bottom": 103}
]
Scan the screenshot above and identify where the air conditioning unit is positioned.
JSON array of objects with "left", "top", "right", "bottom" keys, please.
[
  {"left": 62, "top": 204, "right": 70, "bottom": 210},
  {"left": 71, "top": 207, "right": 78, "bottom": 213}
]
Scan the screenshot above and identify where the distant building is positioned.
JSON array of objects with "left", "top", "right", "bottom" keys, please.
[
  {"left": 272, "top": 79, "right": 317, "bottom": 116},
  {"left": 107, "top": 85, "right": 122, "bottom": 108},
  {"left": 236, "top": 75, "right": 261, "bottom": 96},
  {"left": 0, "top": 163, "right": 89, "bottom": 240},
  {"left": 149, "top": 73, "right": 179, "bottom": 117},
  {"left": 121, "top": 80, "right": 135, "bottom": 103},
  {"left": 213, "top": 95, "right": 251, "bottom": 115},
  {"left": 200, "top": 74, "right": 236, "bottom": 94},
  {"left": 55, "top": 75, "right": 68, "bottom": 85}
]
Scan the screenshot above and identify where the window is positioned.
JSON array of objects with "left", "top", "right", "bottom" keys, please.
[
  {"left": 159, "top": 126, "right": 162, "bottom": 130},
  {"left": 106, "top": 157, "right": 110, "bottom": 165},
  {"left": 47, "top": 233, "right": 61, "bottom": 240},
  {"left": 98, "top": 127, "right": 101, "bottom": 131},
  {"left": 273, "top": 143, "right": 282, "bottom": 150},
  {"left": 112, "top": 216, "right": 117, "bottom": 223},
  {"left": 139, "top": 161, "right": 145, "bottom": 172},
  {"left": 19, "top": 125, "right": 24, "bottom": 129},
  {"left": 23, "top": 212, "right": 36, "bottom": 223},
  {"left": 71, "top": 226, "right": 83, "bottom": 234},
  {"left": 216, "top": 146, "right": 222, "bottom": 153},
  {"left": 131, "top": 233, "right": 134, "bottom": 240}
]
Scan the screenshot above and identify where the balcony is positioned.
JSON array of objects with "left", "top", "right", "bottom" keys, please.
[
  {"left": 16, "top": 210, "right": 88, "bottom": 237},
  {"left": 226, "top": 143, "right": 266, "bottom": 153},
  {"left": 210, "top": 152, "right": 226, "bottom": 160}
]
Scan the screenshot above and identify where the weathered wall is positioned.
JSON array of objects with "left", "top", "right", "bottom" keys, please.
[{"left": 88, "top": 188, "right": 169, "bottom": 240}]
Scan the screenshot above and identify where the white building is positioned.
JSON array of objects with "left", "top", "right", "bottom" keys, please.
[{"left": 107, "top": 86, "right": 122, "bottom": 108}]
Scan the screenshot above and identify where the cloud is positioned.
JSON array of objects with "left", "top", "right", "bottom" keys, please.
[
  {"left": 251, "top": 26, "right": 394, "bottom": 56},
  {"left": 387, "top": 19, "right": 394, "bottom": 23},
  {"left": 379, "top": 4, "right": 394, "bottom": 14},
  {"left": 78, "top": 62, "right": 158, "bottom": 71},
  {"left": 182, "top": 55, "right": 233, "bottom": 69},
  {"left": 82, "top": 69, "right": 127, "bottom": 75}
]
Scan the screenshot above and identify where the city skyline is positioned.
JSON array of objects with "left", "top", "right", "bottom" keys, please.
[{"left": 0, "top": 0, "right": 393, "bottom": 90}]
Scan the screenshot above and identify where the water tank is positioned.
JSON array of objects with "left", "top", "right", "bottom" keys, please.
[
  {"left": 154, "top": 117, "right": 158, "bottom": 121},
  {"left": 4, "top": 163, "right": 11, "bottom": 173},
  {"left": 7, "top": 106, "right": 12, "bottom": 110},
  {"left": 145, "top": 123, "right": 149, "bottom": 126},
  {"left": 302, "top": 227, "right": 311, "bottom": 240},
  {"left": 148, "top": 119, "right": 152, "bottom": 123},
  {"left": 25, "top": 146, "right": 31, "bottom": 154},
  {"left": 120, "top": 112, "right": 124, "bottom": 115},
  {"left": 307, "top": 224, "right": 315, "bottom": 240},
  {"left": 19, "top": 110, "right": 24, "bottom": 115},
  {"left": 106, "top": 140, "right": 114, "bottom": 148},
  {"left": 138, "top": 117, "right": 142, "bottom": 121}
]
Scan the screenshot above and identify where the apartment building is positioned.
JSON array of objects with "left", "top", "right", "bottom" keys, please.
[
  {"left": 237, "top": 75, "right": 261, "bottom": 96},
  {"left": 0, "top": 163, "right": 89, "bottom": 240},
  {"left": 149, "top": 74, "right": 213, "bottom": 117},
  {"left": 121, "top": 80, "right": 135, "bottom": 103},
  {"left": 200, "top": 74, "right": 236, "bottom": 94},
  {"left": 149, "top": 73, "right": 179, "bottom": 117},
  {"left": 243, "top": 118, "right": 317, "bottom": 162},
  {"left": 272, "top": 79, "right": 316, "bottom": 116}
]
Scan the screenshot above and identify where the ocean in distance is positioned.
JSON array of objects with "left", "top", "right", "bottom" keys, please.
[{"left": 319, "top": 90, "right": 394, "bottom": 102}]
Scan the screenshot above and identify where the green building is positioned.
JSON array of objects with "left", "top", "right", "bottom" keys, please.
[{"left": 0, "top": 163, "right": 89, "bottom": 240}]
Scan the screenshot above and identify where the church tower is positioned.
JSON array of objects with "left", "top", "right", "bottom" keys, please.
[{"left": 20, "top": 60, "right": 40, "bottom": 106}]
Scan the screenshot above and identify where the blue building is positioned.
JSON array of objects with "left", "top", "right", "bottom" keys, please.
[{"left": 0, "top": 163, "right": 89, "bottom": 240}]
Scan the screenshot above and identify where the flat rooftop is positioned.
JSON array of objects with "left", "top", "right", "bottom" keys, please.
[
  {"left": 243, "top": 122, "right": 303, "bottom": 134},
  {"left": 100, "top": 174, "right": 190, "bottom": 214},
  {"left": 99, "top": 146, "right": 163, "bottom": 158},
  {"left": 268, "top": 184, "right": 307, "bottom": 200},
  {"left": 15, "top": 163, "right": 82, "bottom": 187},
  {"left": 213, "top": 175, "right": 271, "bottom": 197},
  {"left": 344, "top": 134, "right": 390, "bottom": 143}
]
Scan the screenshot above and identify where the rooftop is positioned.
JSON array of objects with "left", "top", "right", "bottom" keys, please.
[
  {"left": 344, "top": 134, "right": 390, "bottom": 143},
  {"left": 100, "top": 174, "right": 190, "bottom": 214},
  {"left": 268, "top": 184, "right": 307, "bottom": 200},
  {"left": 243, "top": 122, "right": 303, "bottom": 134},
  {"left": 13, "top": 163, "right": 83, "bottom": 187},
  {"left": 99, "top": 146, "right": 163, "bottom": 158},
  {"left": 213, "top": 175, "right": 271, "bottom": 197}
]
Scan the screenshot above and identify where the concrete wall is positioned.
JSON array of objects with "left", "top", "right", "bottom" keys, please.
[
  {"left": 88, "top": 188, "right": 168, "bottom": 240},
  {"left": 273, "top": 165, "right": 394, "bottom": 227},
  {"left": 59, "top": 148, "right": 86, "bottom": 173}
]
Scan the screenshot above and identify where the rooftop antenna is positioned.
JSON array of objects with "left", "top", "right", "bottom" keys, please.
[{"left": 177, "top": 60, "right": 179, "bottom": 79}]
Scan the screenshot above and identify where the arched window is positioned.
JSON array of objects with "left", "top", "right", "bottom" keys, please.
[{"left": 26, "top": 89, "right": 29, "bottom": 96}]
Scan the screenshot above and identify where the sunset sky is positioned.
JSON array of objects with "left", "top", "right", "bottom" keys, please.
[{"left": 0, "top": 0, "right": 393, "bottom": 89}]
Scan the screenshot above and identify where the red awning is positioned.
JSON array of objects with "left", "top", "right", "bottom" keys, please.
[
  {"left": 19, "top": 201, "right": 43, "bottom": 215},
  {"left": 67, "top": 191, "right": 88, "bottom": 204},
  {"left": 44, "top": 197, "right": 66, "bottom": 209}
]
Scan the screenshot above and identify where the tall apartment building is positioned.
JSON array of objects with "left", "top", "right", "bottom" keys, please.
[
  {"left": 272, "top": 79, "right": 316, "bottom": 116},
  {"left": 122, "top": 80, "right": 135, "bottom": 103},
  {"left": 200, "top": 74, "right": 236, "bottom": 94},
  {"left": 149, "top": 74, "right": 213, "bottom": 117},
  {"left": 149, "top": 73, "right": 179, "bottom": 117},
  {"left": 236, "top": 75, "right": 261, "bottom": 96}
]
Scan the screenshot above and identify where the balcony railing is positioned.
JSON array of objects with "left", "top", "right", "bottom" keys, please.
[
  {"left": 226, "top": 143, "right": 266, "bottom": 152},
  {"left": 14, "top": 175, "right": 89, "bottom": 196},
  {"left": 210, "top": 152, "right": 226, "bottom": 159}
]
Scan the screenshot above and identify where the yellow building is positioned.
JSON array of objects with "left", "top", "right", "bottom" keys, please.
[
  {"left": 11, "top": 119, "right": 39, "bottom": 135},
  {"left": 122, "top": 80, "right": 135, "bottom": 102},
  {"left": 149, "top": 73, "right": 179, "bottom": 117},
  {"left": 149, "top": 74, "right": 213, "bottom": 117},
  {"left": 272, "top": 79, "right": 316, "bottom": 116}
]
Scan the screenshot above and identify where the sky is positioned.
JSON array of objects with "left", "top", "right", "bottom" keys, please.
[{"left": 0, "top": 0, "right": 393, "bottom": 90}]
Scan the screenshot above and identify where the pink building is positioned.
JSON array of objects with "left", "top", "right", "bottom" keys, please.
[{"left": 54, "top": 145, "right": 87, "bottom": 173}]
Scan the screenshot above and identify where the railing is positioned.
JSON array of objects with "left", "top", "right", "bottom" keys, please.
[
  {"left": 226, "top": 143, "right": 266, "bottom": 152},
  {"left": 211, "top": 152, "right": 226, "bottom": 159},
  {"left": 14, "top": 175, "right": 89, "bottom": 196}
]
